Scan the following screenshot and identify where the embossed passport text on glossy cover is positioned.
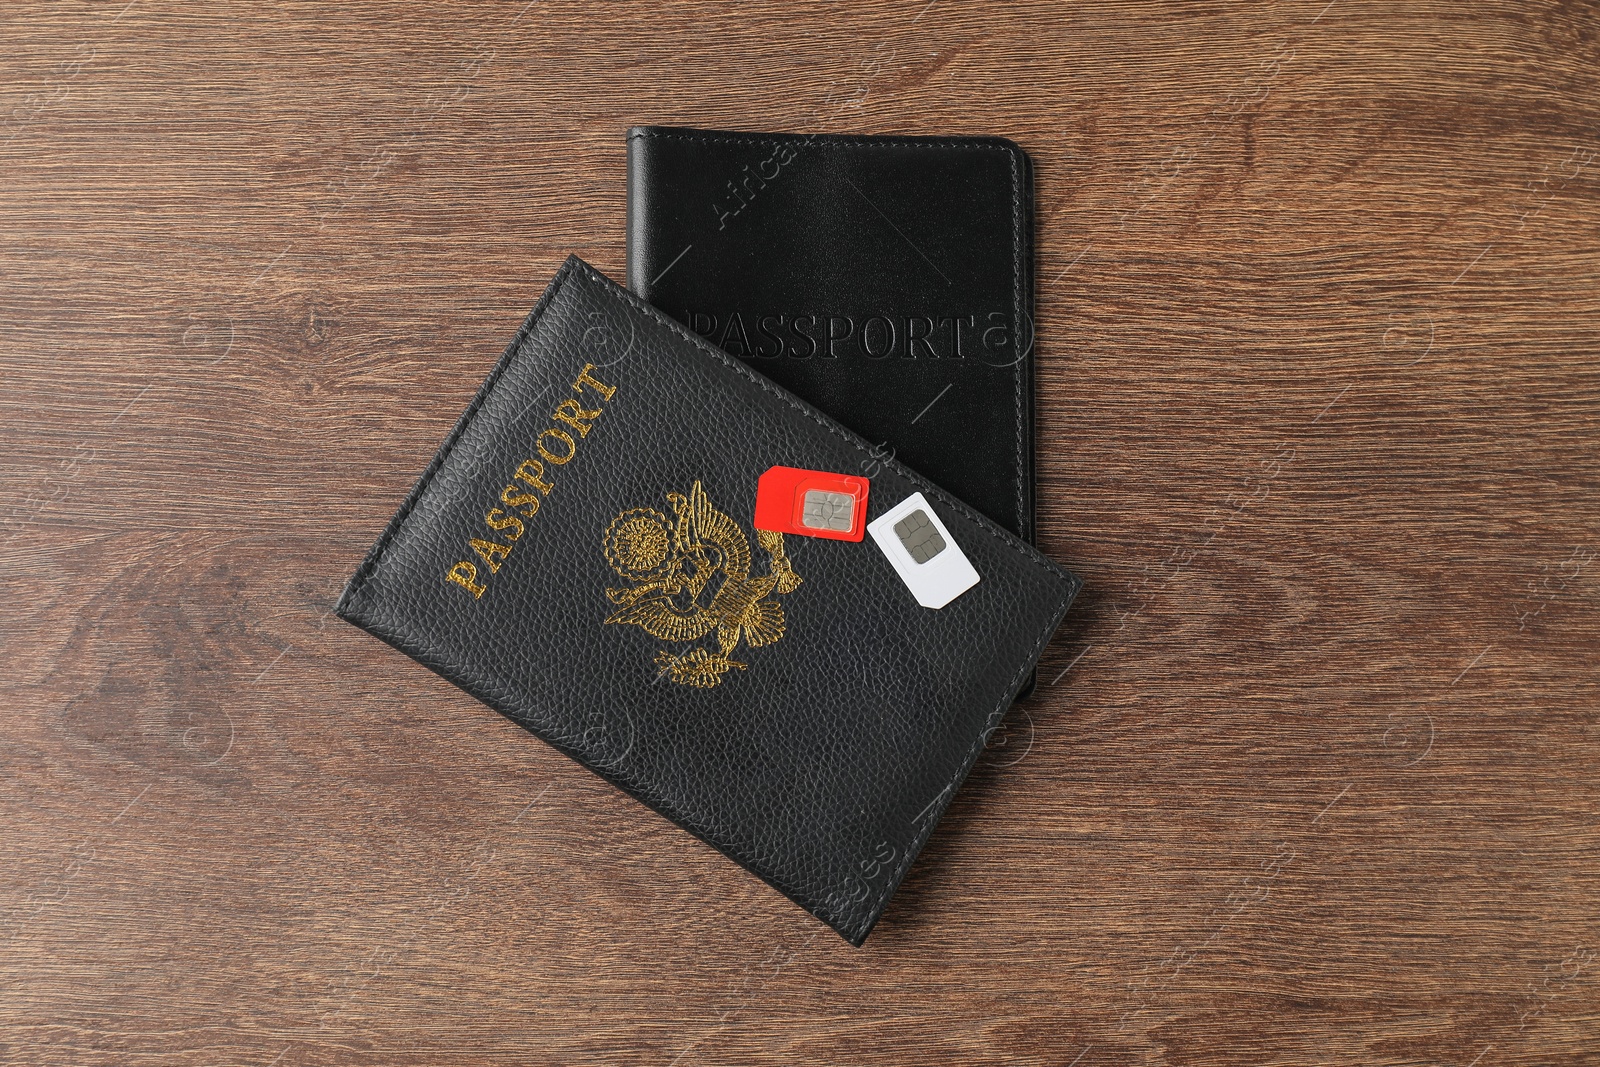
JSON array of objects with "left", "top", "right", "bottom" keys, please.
[{"left": 335, "top": 257, "right": 1079, "bottom": 945}]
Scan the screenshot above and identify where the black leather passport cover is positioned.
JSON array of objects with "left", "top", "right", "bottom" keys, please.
[
  {"left": 336, "top": 257, "right": 1079, "bottom": 945},
  {"left": 627, "top": 125, "right": 1036, "bottom": 541}
]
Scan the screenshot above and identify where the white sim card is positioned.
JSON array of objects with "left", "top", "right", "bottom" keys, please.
[{"left": 867, "top": 492, "right": 980, "bottom": 609}]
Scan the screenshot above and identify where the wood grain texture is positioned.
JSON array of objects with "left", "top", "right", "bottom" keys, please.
[{"left": 3, "top": 1, "right": 1597, "bottom": 1064}]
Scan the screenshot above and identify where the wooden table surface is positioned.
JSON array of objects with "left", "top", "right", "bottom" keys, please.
[{"left": 4, "top": 2, "right": 1597, "bottom": 1064}]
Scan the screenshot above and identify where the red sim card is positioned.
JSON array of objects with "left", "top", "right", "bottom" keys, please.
[{"left": 753, "top": 466, "right": 870, "bottom": 542}]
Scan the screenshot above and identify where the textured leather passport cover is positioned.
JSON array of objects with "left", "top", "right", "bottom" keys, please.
[
  {"left": 336, "top": 257, "right": 1079, "bottom": 945},
  {"left": 627, "top": 125, "right": 1036, "bottom": 540}
]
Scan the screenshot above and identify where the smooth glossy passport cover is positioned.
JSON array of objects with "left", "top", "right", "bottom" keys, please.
[
  {"left": 627, "top": 125, "right": 1036, "bottom": 540},
  {"left": 336, "top": 257, "right": 1079, "bottom": 945}
]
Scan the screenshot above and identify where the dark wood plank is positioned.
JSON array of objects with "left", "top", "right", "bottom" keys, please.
[{"left": 3, "top": 1, "right": 1596, "bottom": 1064}]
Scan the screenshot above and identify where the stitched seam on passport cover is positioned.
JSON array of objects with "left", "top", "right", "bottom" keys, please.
[
  {"left": 631, "top": 128, "right": 1032, "bottom": 541},
  {"left": 338, "top": 257, "right": 581, "bottom": 609},
  {"left": 630, "top": 129, "right": 1026, "bottom": 151},
  {"left": 1009, "top": 147, "right": 1026, "bottom": 539},
  {"left": 570, "top": 261, "right": 1076, "bottom": 938}
]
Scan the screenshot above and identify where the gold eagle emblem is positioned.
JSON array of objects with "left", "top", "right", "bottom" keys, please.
[{"left": 602, "top": 480, "right": 802, "bottom": 687}]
